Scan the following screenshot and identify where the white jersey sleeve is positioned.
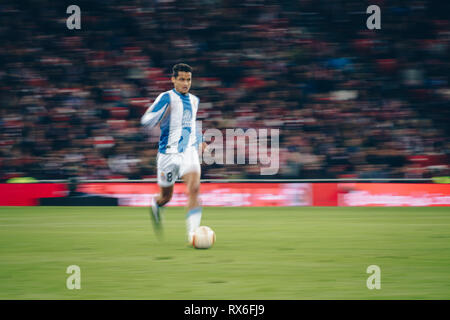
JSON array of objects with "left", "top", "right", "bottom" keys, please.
[{"left": 140, "top": 92, "right": 170, "bottom": 128}]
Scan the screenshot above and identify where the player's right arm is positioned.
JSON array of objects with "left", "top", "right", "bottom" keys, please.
[{"left": 140, "top": 92, "right": 170, "bottom": 128}]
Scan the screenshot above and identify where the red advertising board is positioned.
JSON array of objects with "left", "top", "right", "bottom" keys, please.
[
  {"left": 311, "top": 183, "right": 338, "bottom": 206},
  {"left": 1, "top": 182, "right": 449, "bottom": 207},
  {"left": 337, "top": 183, "right": 450, "bottom": 206},
  {"left": 78, "top": 182, "right": 312, "bottom": 207},
  {"left": 0, "top": 183, "right": 67, "bottom": 206}
]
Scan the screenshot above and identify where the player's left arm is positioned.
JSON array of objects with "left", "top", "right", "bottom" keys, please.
[
  {"left": 195, "top": 122, "right": 208, "bottom": 153},
  {"left": 194, "top": 95, "right": 208, "bottom": 153},
  {"left": 200, "top": 141, "right": 207, "bottom": 153}
]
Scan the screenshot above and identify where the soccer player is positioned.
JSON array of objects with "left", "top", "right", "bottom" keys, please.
[{"left": 141, "top": 63, "right": 205, "bottom": 243}]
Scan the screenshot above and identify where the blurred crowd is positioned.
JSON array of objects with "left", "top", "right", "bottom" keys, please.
[{"left": 0, "top": 0, "right": 449, "bottom": 181}]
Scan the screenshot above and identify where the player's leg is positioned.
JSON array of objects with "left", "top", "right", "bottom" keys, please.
[
  {"left": 150, "top": 185, "right": 173, "bottom": 229},
  {"left": 155, "top": 185, "right": 173, "bottom": 207},
  {"left": 183, "top": 171, "right": 201, "bottom": 210},
  {"left": 180, "top": 147, "right": 202, "bottom": 242},
  {"left": 151, "top": 153, "right": 179, "bottom": 237},
  {"left": 182, "top": 171, "right": 202, "bottom": 242}
]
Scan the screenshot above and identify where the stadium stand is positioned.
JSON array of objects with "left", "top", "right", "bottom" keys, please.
[{"left": 0, "top": 0, "right": 448, "bottom": 181}]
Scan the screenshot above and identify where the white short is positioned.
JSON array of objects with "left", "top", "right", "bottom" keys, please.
[{"left": 157, "top": 146, "right": 201, "bottom": 187}]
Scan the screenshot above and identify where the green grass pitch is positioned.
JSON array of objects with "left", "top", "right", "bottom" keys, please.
[{"left": 0, "top": 206, "right": 449, "bottom": 299}]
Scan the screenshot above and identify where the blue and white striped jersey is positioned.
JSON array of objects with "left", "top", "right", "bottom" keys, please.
[{"left": 141, "top": 89, "right": 201, "bottom": 154}]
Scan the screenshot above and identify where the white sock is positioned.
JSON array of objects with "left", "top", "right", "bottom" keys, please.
[{"left": 186, "top": 207, "right": 202, "bottom": 240}]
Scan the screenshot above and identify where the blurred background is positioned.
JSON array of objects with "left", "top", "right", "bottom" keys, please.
[{"left": 0, "top": 0, "right": 449, "bottom": 181}]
